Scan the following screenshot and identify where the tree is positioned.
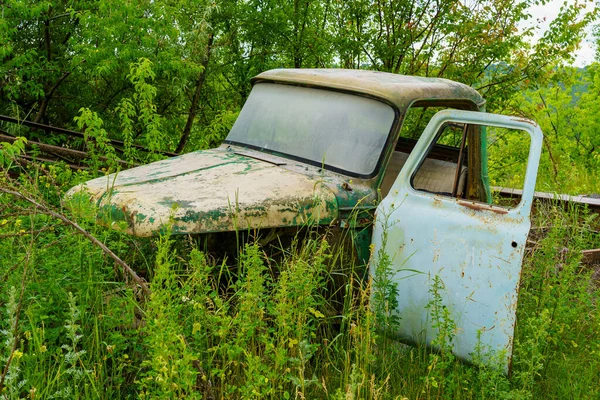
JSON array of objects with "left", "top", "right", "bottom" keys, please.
[{"left": 0, "top": 0, "right": 596, "bottom": 154}]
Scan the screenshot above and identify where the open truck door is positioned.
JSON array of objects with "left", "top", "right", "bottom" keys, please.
[{"left": 371, "top": 110, "right": 543, "bottom": 372}]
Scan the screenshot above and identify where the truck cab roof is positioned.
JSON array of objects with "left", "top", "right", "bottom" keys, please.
[{"left": 253, "top": 69, "right": 485, "bottom": 111}]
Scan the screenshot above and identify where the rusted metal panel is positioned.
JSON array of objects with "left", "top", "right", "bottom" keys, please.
[
  {"left": 371, "top": 110, "right": 543, "bottom": 373},
  {"left": 67, "top": 147, "right": 339, "bottom": 236}
]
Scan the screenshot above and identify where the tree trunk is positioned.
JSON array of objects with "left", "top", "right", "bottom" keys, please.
[
  {"left": 176, "top": 33, "right": 214, "bottom": 153},
  {"left": 33, "top": 72, "right": 70, "bottom": 124}
]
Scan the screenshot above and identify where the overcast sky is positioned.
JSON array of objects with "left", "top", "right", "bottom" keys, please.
[{"left": 525, "top": 0, "right": 596, "bottom": 66}]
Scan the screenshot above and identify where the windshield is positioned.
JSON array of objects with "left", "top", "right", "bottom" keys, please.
[{"left": 225, "top": 83, "right": 396, "bottom": 176}]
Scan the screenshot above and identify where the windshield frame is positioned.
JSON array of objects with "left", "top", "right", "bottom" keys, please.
[{"left": 224, "top": 82, "right": 401, "bottom": 179}]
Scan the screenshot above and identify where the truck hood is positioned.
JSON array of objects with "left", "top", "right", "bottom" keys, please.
[{"left": 67, "top": 148, "right": 338, "bottom": 236}]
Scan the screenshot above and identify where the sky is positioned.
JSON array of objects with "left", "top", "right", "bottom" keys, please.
[{"left": 525, "top": 0, "right": 596, "bottom": 66}]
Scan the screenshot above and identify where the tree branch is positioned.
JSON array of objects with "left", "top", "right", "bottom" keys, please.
[
  {"left": 0, "top": 186, "right": 151, "bottom": 296},
  {"left": 33, "top": 71, "right": 71, "bottom": 123}
]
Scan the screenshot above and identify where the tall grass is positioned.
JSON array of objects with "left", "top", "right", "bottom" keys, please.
[{"left": 0, "top": 165, "right": 599, "bottom": 398}]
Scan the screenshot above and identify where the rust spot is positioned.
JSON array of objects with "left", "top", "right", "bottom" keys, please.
[
  {"left": 457, "top": 200, "right": 508, "bottom": 214},
  {"left": 510, "top": 116, "right": 536, "bottom": 126},
  {"left": 341, "top": 182, "right": 353, "bottom": 191}
]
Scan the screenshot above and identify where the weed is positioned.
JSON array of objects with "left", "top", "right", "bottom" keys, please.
[
  {"left": 0, "top": 287, "right": 25, "bottom": 400},
  {"left": 0, "top": 152, "right": 598, "bottom": 399}
]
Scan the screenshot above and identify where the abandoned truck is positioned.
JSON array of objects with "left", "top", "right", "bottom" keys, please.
[{"left": 68, "top": 69, "right": 543, "bottom": 372}]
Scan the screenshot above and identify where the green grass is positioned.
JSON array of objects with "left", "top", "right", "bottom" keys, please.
[{"left": 0, "top": 165, "right": 599, "bottom": 399}]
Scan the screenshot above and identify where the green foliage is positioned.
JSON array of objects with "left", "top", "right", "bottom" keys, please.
[
  {"left": 511, "top": 203, "right": 600, "bottom": 399},
  {"left": 55, "top": 293, "right": 94, "bottom": 398},
  {"left": 192, "top": 109, "right": 240, "bottom": 150},
  {"left": 1, "top": 0, "right": 595, "bottom": 155},
  {"left": 371, "top": 225, "right": 400, "bottom": 338},
  {"left": 502, "top": 66, "right": 600, "bottom": 194},
  {"left": 0, "top": 287, "right": 24, "bottom": 399},
  {"left": 1, "top": 2, "right": 600, "bottom": 398},
  {"left": 119, "top": 58, "right": 169, "bottom": 159},
  {"left": 74, "top": 108, "right": 119, "bottom": 174},
  {"left": 0, "top": 138, "right": 26, "bottom": 169},
  {"left": 132, "top": 232, "right": 339, "bottom": 399},
  {"left": 139, "top": 234, "right": 198, "bottom": 398},
  {"left": 421, "top": 276, "right": 459, "bottom": 397}
]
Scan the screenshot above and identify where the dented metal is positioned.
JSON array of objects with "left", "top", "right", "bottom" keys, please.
[{"left": 371, "top": 110, "right": 543, "bottom": 373}]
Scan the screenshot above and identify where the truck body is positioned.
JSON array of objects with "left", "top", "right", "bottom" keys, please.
[{"left": 69, "top": 69, "right": 544, "bottom": 372}]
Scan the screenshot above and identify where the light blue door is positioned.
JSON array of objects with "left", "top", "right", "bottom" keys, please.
[{"left": 371, "top": 110, "right": 543, "bottom": 372}]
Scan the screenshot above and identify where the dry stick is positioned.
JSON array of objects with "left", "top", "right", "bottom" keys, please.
[{"left": 0, "top": 187, "right": 151, "bottom": 296}]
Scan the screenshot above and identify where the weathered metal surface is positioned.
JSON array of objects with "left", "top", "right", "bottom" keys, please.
[
  {"left": 65, "top": 69, "right": 492, "bottom": 239},
  {"left": 371, "top": 110, "right": 542, "bottom": 373},
  {"left": 253, "top": 69, "right": 486, "bottom": 111},
  {"left": 67, "top": 147, "right": 339, "bottom": 236}
]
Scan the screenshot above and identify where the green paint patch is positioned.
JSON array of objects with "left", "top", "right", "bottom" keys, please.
[
  {"left": 179, "top": 208, "right": 228, "bottom": 224},
  {"left": 135, "top": 213, "right": 148, "bottom": 223},
  {"left": 97, "top": 203, "right": 128, "bottom": 226}
]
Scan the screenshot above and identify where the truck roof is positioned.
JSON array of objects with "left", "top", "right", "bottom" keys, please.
[{"left": 252, "top": 69, "right": 485, "bottom": 111}]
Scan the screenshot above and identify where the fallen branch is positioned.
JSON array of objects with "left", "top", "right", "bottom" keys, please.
[{"left": 0, "top": 187, "right": 151, "bottom": 297}]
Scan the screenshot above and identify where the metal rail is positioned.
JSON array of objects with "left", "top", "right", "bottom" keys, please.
[
  {"left": 494, "top": 186, "right": 600, "bottom": 212},
  {"left": 0, "top": 134, "right": 133, "bottom": 168},
  {"left": 0, "top": 114, "right": 179, "bottom": 157}
]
